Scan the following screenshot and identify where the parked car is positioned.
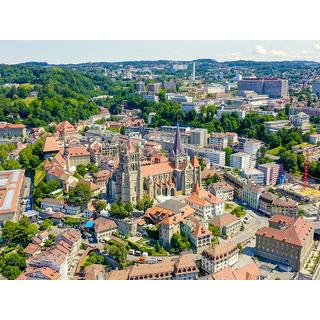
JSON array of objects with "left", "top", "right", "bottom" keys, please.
[
  {"left": 135, "top": 250, "right": 141, "bottom": 256},
  {"left": 129, "top": 249, "right": 135, "bottom": 255}
]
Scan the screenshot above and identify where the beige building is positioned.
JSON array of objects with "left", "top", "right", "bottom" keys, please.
[
  {"left": 255, "top": 215, "right": 314, "bottom": 272},
  {"left": 209, "top": 213, "right": 242, "bottom": 237},
  {"left": 242, "top": 182, "right": 265, "bottom": 210},
  {"left": 259, "top": 192, "right": 298, "bottom": 216},
  {"left": 106, "top": 255, "right": 199, "bottom": 280},
  {"left": 201, "top": 243, "right": 239, "bottom": 274},
  {"left": 94, "top": 217, "right": 118, "bottom": 243}
]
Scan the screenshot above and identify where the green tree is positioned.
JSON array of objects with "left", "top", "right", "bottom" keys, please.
[
  {"left": 2, "top": 266, "right": 22, "bottom": 280},
  {"left": 231, "top": 206, "right": 245, "bottom": 218},
  {"left": 40, "top": 219, "right": 52, "bottom": 231},
  {"left": 224, "top": 147, "right": 232, "bottom": 166},
  {"left": 208, "top": 225, "right": 221, "bottom": 237},
  {"left": 68, "top": 183, "right": 93, "bottom": 206},
  {"left": 96, "top": 200, "right": 107, "bottom": 213},
  {"left": 170, "top": 232, "right": 191, "bottom": 253},
  {"left": 76, "top": 164, "right": 87, "bottom": 177},
  {"left": 205, "top": 173, "right": 221, "bottom": 186},
  {"left": 135, "top": 195, "right": 154, "bottom": 213},
  {"left": 2, "top": 217, "right": 38, "bottom": 246},
  {"left": 108, "top": 243, "right": 128, "bottom": 263}
]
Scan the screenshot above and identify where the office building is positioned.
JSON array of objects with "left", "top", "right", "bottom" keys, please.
[{"left": 237, "top": 78, "right": 289, "bottom": 98}]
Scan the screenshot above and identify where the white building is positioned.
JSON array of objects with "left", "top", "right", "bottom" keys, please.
[
  {"left": 230, "top": 152, "right": 252, "bottom": 170},
  {"left": 201, "top": 243, "right": 239, "bottom": 274},
  {"left": 185, "top": 184, "right": 224, "bottom": 220},
  {"left": 204, "top": 149, "right": 226, "bottom": 167},
  {"left": 289, "top": 112, "right": 311, "bottom": 132}
]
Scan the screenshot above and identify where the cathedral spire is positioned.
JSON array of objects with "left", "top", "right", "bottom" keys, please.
[{"left": 173, "top": 123, "right": 184, "bottom": 155}]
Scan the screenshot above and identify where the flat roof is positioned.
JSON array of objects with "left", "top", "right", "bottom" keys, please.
[{"left": 0, "top": 169, "right": 25, "bottom": 220}]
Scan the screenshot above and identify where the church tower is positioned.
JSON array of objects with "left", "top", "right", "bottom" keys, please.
[
  {"left": 169, "top": 123, "right": 188, "bottom": 169},
  {"left": 118, "top": 139, "right": 143, "bottom": 204},
  {"left": 63, "top": 130, "right": 70, "bottom": 172}
]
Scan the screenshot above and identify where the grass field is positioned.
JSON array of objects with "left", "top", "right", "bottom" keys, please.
[
  {"left": 266, "top": 146, "right": 285, "bottom": 156},
  {"left": 34, "top": 161, "right": 45, "bottom": 187}
]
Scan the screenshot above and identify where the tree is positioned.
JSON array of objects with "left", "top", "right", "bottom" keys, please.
[
  {"left": 68, "top": 183, "right": 92, "bottom": 206},
  {"left": 208, "top": 225, "right": 221, "bottom": 237},
  {"left": 87, "top": 163, "right": 98, "bottom": 174},
  {"left": 135, "top": 195, "right": 154, "bottom": 213},
  {"left": 205, "top": 173, "right": 221, "bottom": 186},
  {"left": 82, "top": 252, "right": 107, "bottom": 268},
  {"left": 2, "top": 159, "right": 22, "bottom": 170},
  {"left": 96, "top": 200, "right": 107, "bottom": 213},
  {"left": 278, "top": 150, "right": 298, "bottom": 173},
  {"left": 231, "top": 206, "right": 245, "bottom": 218},
  {"left": 108, "top": 243, "right": 128, "bottom": 263},
  {"left": 40, "top": 219, "right": 52, "bottom": 231},
  {"left": 76, "top": 164, "right": 87, "bottom": 177},
  {"left": 109, "top": 202, "right": 132, "bottom": 219},
  {"left": 170, "top": 232, "right": 191, "bottom": 253},
  {"left": 224, "top": 147, "right": 232, "bottom": 166},
  {"left": 0, "top": 252, "right": 26, "bottom": 280},
  {"left": 198, "top": 157, "right": 206, "bottom": 171},
  {"left": 2, "top": 217, "right": 38, "bottom": 246}
]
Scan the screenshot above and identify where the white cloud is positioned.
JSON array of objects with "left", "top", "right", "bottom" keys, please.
[
  {"left": 313, "top": 41, "right": 320, "bottom": 51},
  {"left": 254, "top": 45, "right": 268, "bottom": 55},
  {"left": 253, "top": 45, "right": 287, "bottom": 57}
]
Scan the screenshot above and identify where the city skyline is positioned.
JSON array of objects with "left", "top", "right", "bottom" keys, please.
[{"left": 0, "top": 40, "right": 320, "bottom": 64}]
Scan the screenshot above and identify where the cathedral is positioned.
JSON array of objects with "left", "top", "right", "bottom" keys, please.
[{"left": 109, "top": 125, "right": 201, "bottom": 204}]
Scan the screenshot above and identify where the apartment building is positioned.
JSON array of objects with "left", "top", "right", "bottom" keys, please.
[
  {"left": 185, "top": 182, "right": 224, "bottom": 220},
  {"left": 289, "top": 112, "right": 311, "bottom": 132},
  {"left": 255, "top": 215, "right": 314, "bottom": 272},
  {"left": 204, "top": 149, "right": 226, "bottom": 167},
  {"left": 240, "top": 168, "right": 265, "bottom": 185},
  {"left": 209, "top": 182, "right": 234, "bottom": 201},
  {"left": 94, "top": 217, "right": 118, "bottom": 243},
  {"left": 208, "top": 133, "right": 228, "bottom": 150},
  {"left": 242, "top": 182, "right": 265, "bottom": 210},
  {"left": 223, "top": 171, "right": 247, "bottom": 199},
  {"left": 201, "top": 243, "right": 239, "bottom": 274},
  {"left": 230, "top": 152, "right": 252, "bottom": 170},
  {"left": 257, "top": 162, "right": 282, "bottom": 185}
]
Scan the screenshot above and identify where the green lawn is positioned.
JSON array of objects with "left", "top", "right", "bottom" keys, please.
[
  {"left": 265, "top": 146, "right": 284, "bottom": 156},
  {"left": 34, "top": 161, "right": 45, "bottom": 187}
]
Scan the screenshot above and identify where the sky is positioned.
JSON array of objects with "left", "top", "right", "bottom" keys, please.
[{"left": 0, "top": 40, "right": 320, "bottom": 64}]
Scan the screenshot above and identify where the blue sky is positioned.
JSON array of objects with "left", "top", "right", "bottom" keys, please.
[{"left": 0, "top": 40, "right": 320, "bottom": 64}]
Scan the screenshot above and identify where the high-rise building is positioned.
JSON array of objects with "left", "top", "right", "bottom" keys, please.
[
  {"left": 237, "top": 78, "right": 288, "bottom": 98},
  {"left": 191, "top": 62, "right": 196, "bottom": 82},
  {"left": 189, "top": 128, "right": 208, "bottom": 148},
  {"left": 230, "top": 152, "right": 252, "bottom": 170}
]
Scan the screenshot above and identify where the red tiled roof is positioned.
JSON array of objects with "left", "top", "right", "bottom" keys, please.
[
  {"left": 43, "top": 136, "right": 60, "bottom": 153},
  {"left": 256, "top": 216, "right": 314, "bottom": 247}
]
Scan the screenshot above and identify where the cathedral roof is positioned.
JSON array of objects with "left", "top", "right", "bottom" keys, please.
[{"left": 141, "top": 162, "right": 174, "bottom": 177}]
